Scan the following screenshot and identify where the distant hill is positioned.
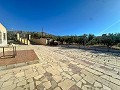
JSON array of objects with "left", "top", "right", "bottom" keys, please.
[{"left": 7, "top": 30, "right": 56, "bottom": 40}]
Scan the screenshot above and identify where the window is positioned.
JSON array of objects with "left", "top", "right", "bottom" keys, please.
[{"left": 3, "top": 33, "right": 6, "bottom": 40}]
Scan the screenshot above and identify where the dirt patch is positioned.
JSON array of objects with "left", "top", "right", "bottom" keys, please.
[{"left": 0, "top": 50, "right": 39, "bottom": 66}]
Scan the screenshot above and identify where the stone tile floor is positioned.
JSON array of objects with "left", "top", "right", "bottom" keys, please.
[{"left": 0, "top": 45, "right": 120, "bottom": 90}]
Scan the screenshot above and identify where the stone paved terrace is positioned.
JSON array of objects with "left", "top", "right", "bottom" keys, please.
[{"left": 0, "top": 45, "right": 120, "bottom": 90}]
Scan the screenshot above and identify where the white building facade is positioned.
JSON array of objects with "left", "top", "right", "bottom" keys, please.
[{"left": 0, "top": 23, "right": 7, "bottom": 46}]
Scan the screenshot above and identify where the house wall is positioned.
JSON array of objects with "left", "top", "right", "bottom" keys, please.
[{"left": 0, "top": 23, "right": 7, "bottom": 46}]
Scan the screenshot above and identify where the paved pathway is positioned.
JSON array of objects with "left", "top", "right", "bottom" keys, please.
[{"left": 0, "top": 45, "right": 120, "bottom": 90}]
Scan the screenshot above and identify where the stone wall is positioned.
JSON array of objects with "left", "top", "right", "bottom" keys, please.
[{"left": 31, "top": 38, "right": 47, "bottom": 45}]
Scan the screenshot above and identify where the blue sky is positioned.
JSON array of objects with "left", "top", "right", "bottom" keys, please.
[{"left": 0, "top": 0, "right": 120, "bottom": 36}]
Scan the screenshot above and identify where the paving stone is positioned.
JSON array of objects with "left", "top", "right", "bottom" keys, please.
[
  {"left": 12, "top": 67, "right": 23, "bottom": 73},
  {"left": 109, "top": 82, "right": 120, "bottom": 90},
  {"left": 81, "top": 79, "right": 87, "bottom": 84},
  {"left": 44, "top": 72, "right": 53, "bottom": 81},
  {"left": 54, "top": 87, "right": 61, "bottom": 90},
  {"left": 58, "top": 68, "right": 63, "bottom": 72},
  {"left": 62, "top": 72, "right": 72, "bottom": 79},
  {"left": 81, "top": 69, "right": 91, "bottom": 76},
  {"left": 95, "top": 87, "right": 101, "bottom": 90},
  {"left": 17, "top": 76, "right": 26, "bottom": 81},
  {"left": 36, "top": 83, "right": 45, "bottom": 90},
  {"left": 23, "top": 84, "right": 30, "bottom": 90},
  {"left": 72, "top": 74, "right": 82, "bottom": 82},
  {"left": 62, "top": 67, "right": 69, "bottom": 72},
  {"left": 13, "top": 78, "right": 19, "bottom": 84},
  {"left": 34, "top": 74, "right": 43, "bottom": 80},
  {"left": 50, "top": 80, "right": 58, "bottom": 89},
  {"left": 103, "top": 85, "right": 111, "bottom": 90},
  {"left": 36, "top": 81, "right": 41, "bottom": 86},
  {"left": 0, "top": 81, "right": 3, "bottom": 87},
  {"left": 53, "top": 75, "right": 62, "bottom": 83},
  {"left": 29, "top": 82, "right": 35, "bottom": 90},
  {"left": 9, "top": 76, "right": 17, "bottom": 81},
  {"left": 46, "top": 67, "right": 53, "bottom": 73},
  {"left": 0, "top": 71, "right": 7, "bottom": 77},
  {"left": 58, "top": 79, "right": 75, "bottom": 90},
  {"left": 85, "top": 67, "right": 96, "bottom": 74},
  {"left": 94, "top": 71, "right": 103, "bottom": 76},
  {"left": 93, "top": 75, "right": 110, "bottom": 87},
  {"left": 69, "top": 84, "right": 81, "bottom": 90},
  {"left": 27, "top": 78, "right": 33, "bottom": 83},
  {"left": 110, "top": 73, "right": 120, "bottom": 80},
  {"left": 82, "top": 85, "right": 92, "bottom": 90},
  {"left": 100, "top": 75, "right": 110, "bottom": 81},
  {"left": 15, "top": 72, "right": 24, "bottom": 78},
  {"left": 50, "top": 69, "right": 61, "bottom": 76},
  {"left": 70, "top": 61, "right": 78, "bottom": 65},
  {"left": 67, "top": 71, "right": 74, "bottom": 76},
  {"left": 0, "top": 73, "right": 13, "bottom": 82},
  {"left": 76, "top": 81, "right": 83, "bottom": 88},
  {"left": 84, "top": 75, "right": 95, "bottom": 85},
  {"left": 17, "top": 80, "right": 26, "bottom": 86},
  {"left": 14, "top": 87, "right": 24, "bottom": 90},
  {"left": 0, "top": 84, "right": 16, "bottom": 90},
  {"left": 109, "top": 76, "right": 120, "bottom": 86},
  {"left": 77, "top": 64, "right": 86, "bottom": 68},
  {"left": 94, "top": 81, "right": 102, "bottom": 88},
  {"left": 81, "top": 73, "right": 86, "bottom": 77},
  {"left": 43, "top": 81, "right": 52, "bottom": 89},
  {"left": 42, "top": 77, "right": 48, "bottom": 82},
  {"left": 44, "top": 72, "right": 52, "bottom": 77},
  {"left": 2, "top": 80, "right": 13, "bottom": 88},
  {"left": 63, "top": 76, "right": 67, "bottom": 79},
  {"left": 68, "top": 63, "right": 81, "bottom": 74},
  {"left": 25, "top": 68, "right": 39, "bottom": 79}
]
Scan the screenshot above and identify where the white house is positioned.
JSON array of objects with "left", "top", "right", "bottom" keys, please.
[{"left": 0, "top": 23, "right": 7, "bottom": 46}]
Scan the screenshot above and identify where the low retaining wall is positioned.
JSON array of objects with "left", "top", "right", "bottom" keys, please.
[
  {"left": 18, "top": 38, "right": 30, "bottom": 45},
  {"left": 30, "top": 38, "right": 47, "bottom": 45}
]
